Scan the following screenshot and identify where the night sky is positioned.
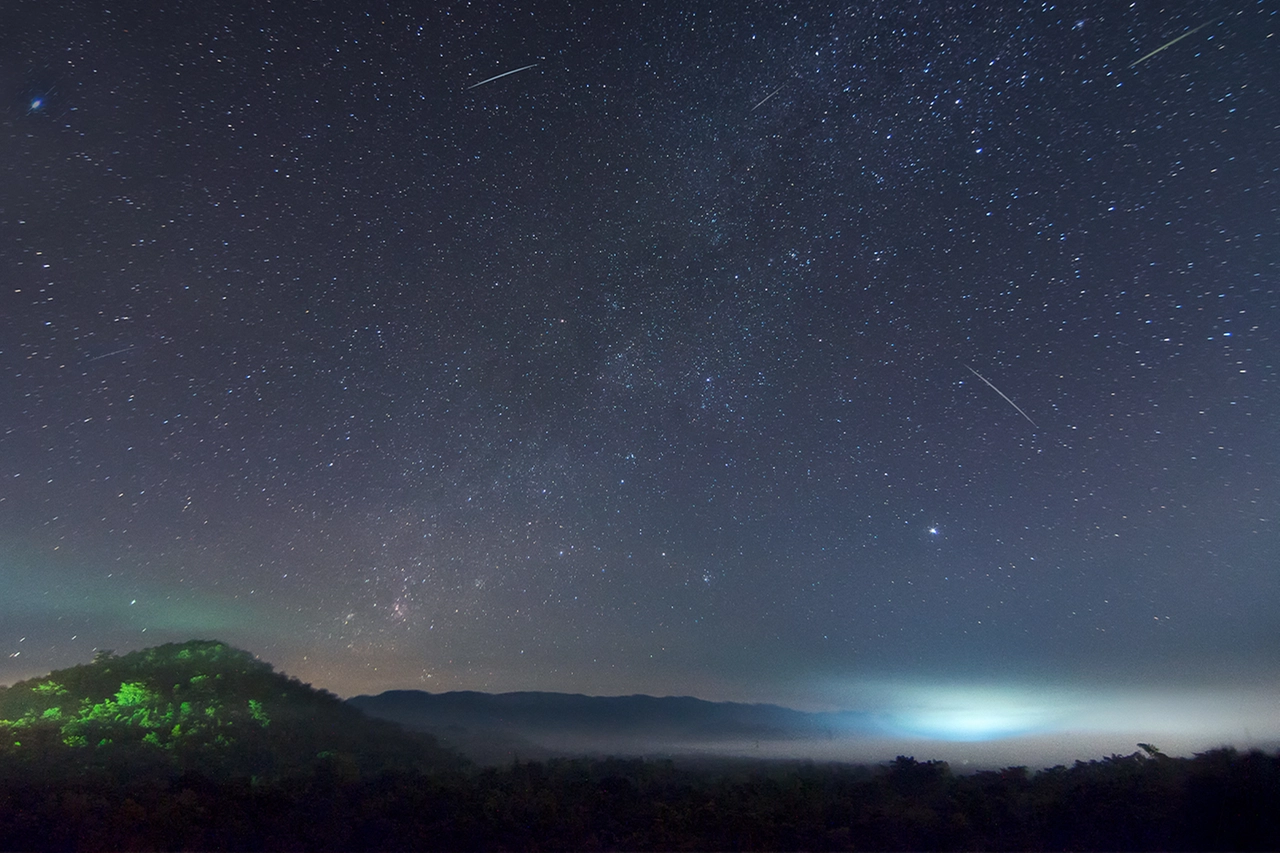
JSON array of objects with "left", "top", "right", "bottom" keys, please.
[{"left": 3, "top": 0, "right": 1278, "bottom": 760}]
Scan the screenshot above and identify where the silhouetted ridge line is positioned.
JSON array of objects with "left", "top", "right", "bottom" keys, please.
[{"left": 349, "top": 688, "right": 873, "bottom": 745}]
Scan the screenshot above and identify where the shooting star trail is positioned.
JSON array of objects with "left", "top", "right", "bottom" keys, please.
[
  {"left": 87, "top": 345, "right": 137, "bottom": 362},
  {"left": 750, "top": 83, "right": 786, "bottom": 112},
  {"left": 466, "top": 63, "right": 539, "bottom": 90},
  {"left": 966, "top": 365, "right": 1038, "bottom": 428},
  {"left": 1129, "top": 19, "right": 1215, "bottom": 67}
]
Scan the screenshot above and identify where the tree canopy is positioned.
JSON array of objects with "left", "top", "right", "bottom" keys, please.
[{"left": 0, "top": 640, "right": 460, "bottom": 781}]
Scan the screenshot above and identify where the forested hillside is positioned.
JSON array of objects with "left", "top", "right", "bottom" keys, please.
[
  {"left": 1, "top": 642, "right": 1277, "bottom": 850},
  {"left": 0, "top": 639, "right": 461, "bottom": 781}
]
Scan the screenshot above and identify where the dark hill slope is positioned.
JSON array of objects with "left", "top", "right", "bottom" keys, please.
[{"left": 0, "top": 640, "right": 462, "bottom": 780}]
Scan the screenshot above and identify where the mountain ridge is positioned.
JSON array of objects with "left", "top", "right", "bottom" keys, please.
[{"left": 348, "top": 688, "right": 874, "bottom": 763}]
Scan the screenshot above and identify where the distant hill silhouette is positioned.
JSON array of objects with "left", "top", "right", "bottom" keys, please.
[
  {"left": 3, "top": 642, "right": 1279, "bottom": 850},
  {"left": 0, "top": 640, "right": 462, "bottom": 781},
  {"left": 348, "top": 689, "right": 873, "bottom": 762}
]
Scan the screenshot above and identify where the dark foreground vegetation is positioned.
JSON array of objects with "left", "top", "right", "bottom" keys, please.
[{"left": 2, "top": 642, "right": 1277, "bottom": 850}]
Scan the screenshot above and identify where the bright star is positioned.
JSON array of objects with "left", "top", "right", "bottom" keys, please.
[{"left": 25, "top": 86, "right": 55, "bottom": 115}]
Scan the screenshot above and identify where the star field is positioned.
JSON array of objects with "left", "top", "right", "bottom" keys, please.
[{"left": 2, "top": 0, "right": 1278, "bottom": 756}]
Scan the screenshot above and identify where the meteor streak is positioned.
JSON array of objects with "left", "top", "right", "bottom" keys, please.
[
  {"left": 966, "top": 365, "right": 1038, "bottom": 428},
  {"left": 1129, "top": 19, "right": 1215, "bottom": 68},
  {"left": 750, "top": 83, "right": 786, "bottom": 112},
  {"left": 87, "top": 345, "right": 137, "bottom": 362},
  {"left": 466, "top": 63, "right": 539, "bottom": 90}
]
